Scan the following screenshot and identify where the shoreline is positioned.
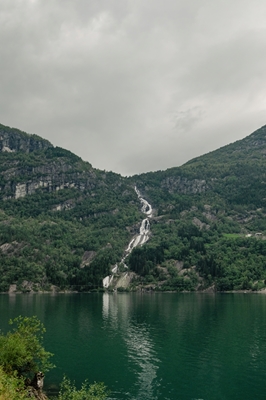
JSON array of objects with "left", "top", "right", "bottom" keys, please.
[{"left": 1, "top": 288, "right": 266, "bottom": 295}]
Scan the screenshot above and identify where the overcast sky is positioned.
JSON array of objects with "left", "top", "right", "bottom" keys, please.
[{"left": 1, "top": 0, "right": 266, "bottom": 176}]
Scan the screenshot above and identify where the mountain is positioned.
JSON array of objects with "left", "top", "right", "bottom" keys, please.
[
  {"left": 1, "top": 123, "right": 266, "bottom": 292},
  {"left": 0, "top": 123, "right": 141, "bottom": 292}
]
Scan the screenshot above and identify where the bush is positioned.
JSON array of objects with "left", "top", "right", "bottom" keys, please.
[
  {"left": 117, "top": 286, "right": 129, "bottom": 292},
  {"left": 0, "top": 317, "right": 108, "bottom": 400},
  {"left": 58, "top": 376, "right": 108, "bottom": 400},
  {"left": 0, "top": 316, "right": 54, "bottom": 379},
  {"left": 0, "top": 366, "right": 27, "bottom": 399}
]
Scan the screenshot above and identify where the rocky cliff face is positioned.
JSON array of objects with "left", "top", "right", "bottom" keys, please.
[
  {"left": 0, "top": 124, "right": 52, "bottom": 153},
  {"left": 2, "top": 168, "right": 100, "bottom": 200},
  {"left": 0, "top": 124, "right": 104, "bottom": 200},
  {"left": 161, "top": 176, "right": 208, "bottom": 194},
  {"left": 1, "top": 122, "right": 266, "bottom": 294}
]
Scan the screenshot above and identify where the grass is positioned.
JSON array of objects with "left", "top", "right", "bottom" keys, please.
[{"left": 222, "top": 233, "right": 241, "bottom": 239}]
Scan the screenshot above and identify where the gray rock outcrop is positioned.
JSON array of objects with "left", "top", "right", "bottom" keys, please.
[
  {"left": 0, "top": 125, "right": 52, "bottom": 153},
  {"left": 161, "top": 176, "right": 208, "bottom": 194}
]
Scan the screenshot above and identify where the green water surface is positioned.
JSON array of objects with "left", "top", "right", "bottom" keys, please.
[{"left": 0, "top": 293, "right": 266, "bottom": 399}]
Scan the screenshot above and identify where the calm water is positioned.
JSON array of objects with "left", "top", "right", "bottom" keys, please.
[{"left": 0, "top": 293, "right": 266, "bottom": 399}]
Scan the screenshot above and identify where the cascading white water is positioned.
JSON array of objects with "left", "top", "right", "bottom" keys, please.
[
  {"left": 135, "top": 187, "right": 152, "bottom": 216},
  {"left": 103, "top": 186, "right": 152, "bottom": 288}
]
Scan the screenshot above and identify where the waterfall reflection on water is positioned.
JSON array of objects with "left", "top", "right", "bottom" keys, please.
[
  {"left": 102, "top": 293, "right": 160, "bottom": 400},
  {"left": 2, "top": 294, "right": 266, "bottom": 399}
]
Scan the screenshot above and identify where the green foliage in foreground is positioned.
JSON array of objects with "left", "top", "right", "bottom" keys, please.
[
  {"left": 0, "top": 316, "right": 54, "bottom": 379},
  {"left": 57, "top": 377, "right": 108, "bottom": 400},
  {"left": 0, "top": 316, "right": 109, "bottom": 400},
  {"left": 0, "top": 366, "right": 27, "bottom": 400}
]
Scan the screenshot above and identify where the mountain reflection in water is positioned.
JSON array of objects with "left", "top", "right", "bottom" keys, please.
[{"left": 1, "top": 293, "right": 266, "bottom": 399}]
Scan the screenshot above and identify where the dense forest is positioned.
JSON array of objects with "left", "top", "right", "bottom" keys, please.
[{"left": 1, "top": 123, "right": 266, "bottom": 292}]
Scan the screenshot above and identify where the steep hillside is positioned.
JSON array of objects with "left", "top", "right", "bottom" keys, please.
[
  {"left": 0, "top": 124, "right": 142, "bottom": 292},
  {"left": 1, "top": 123, "right": 266, "bottom": 292},
  {"left": 129, "top": 125, "right": 266, "bottom": 291}
]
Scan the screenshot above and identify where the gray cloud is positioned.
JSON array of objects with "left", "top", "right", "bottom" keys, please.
[{"left": 0, "top": 0, "right": 266, "bottom": 175}]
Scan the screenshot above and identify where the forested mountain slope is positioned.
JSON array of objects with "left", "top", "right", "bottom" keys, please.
[
  {"left": 1, "top": 123, "right": 266, "bottom": 292},
  {"left": 0, "top": 124, "right": 141, "bottom": 292},
  {"left": 130, "top": 125, "right": 266, "bottom": 291}
]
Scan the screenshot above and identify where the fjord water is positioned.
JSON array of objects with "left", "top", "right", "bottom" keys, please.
[{"left": 1, "top": 293, "right": 266, "bottom": 399}]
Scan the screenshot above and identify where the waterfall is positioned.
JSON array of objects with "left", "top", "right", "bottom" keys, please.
[{"left": 103, "top": 186, "right": 152, "bottom": 288}]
